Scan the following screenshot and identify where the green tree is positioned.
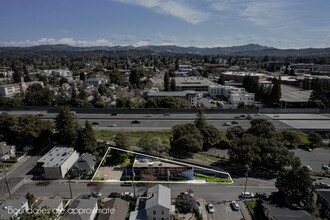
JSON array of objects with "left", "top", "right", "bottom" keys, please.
[
  {"left": 26, "top": 192, "right": 37, "bottom": 207},
  {"left": 275, "top": 167, "right": 315, "bottom": 212},
  {"left": 170, "top": 78, "right": 176, "bottom": 91},
  {"left": 55, "top": 106, "right": 79, "bottom": 146},
  {"left": 247, "top": 119, "right": 276, "bottom": 139},
  {"left": 281, "top": 130, "right": 301, "bottom": 149},
  {"left": 200, "top": 125, "right": 220, "bottom": 151},
  {"left": 218, "top": 74, "right": 225, "bottom": 85},
  {"left": 175, "top": 193, "right": 197, "bottom": 213},
  {"left": 114, "top": 132, "right": 129, "bottom": 150},
  {"left": 308, "top": 131, "right": 324, "bottom": 148},
  {"left": 164, "top": 71, "right": 170, "bottom": 91},
  {"left": 226, "top": 126, "right": 244, "bottom": 142},
  {"left": 24, "top": 84, "right": 54, "bottom": 106},
  {"left": 77, "top": 121, "right": 97, "bottom": 153},
  {"left": 194, "top": 109, "right": 207, "bottom": 131},
  {"left": 270, "top": 77, "right": 281, "bottom": 104},
  {"left": 170, "top": 124, "right": 203, "bottom": 157},
  {"left": 137, "top": 136, "right": 170, "bottom": 157}
]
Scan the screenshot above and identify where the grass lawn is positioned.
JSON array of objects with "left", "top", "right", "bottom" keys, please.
[
  {"left": 246, "top": 201, "right": 257, "bottom": 215},
  {"left": 293, "top": 130, "right": 310, "bottom": 144},
  {"left": 96, "top": 130, "right": 172, "bottom": 146},
  {"left": 194, "top": 173, "right": 231, "bottom": 182}
]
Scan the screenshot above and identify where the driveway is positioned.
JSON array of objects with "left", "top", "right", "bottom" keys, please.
[{"left": 206, "top": 201, "right": 252, "bottom": 220}]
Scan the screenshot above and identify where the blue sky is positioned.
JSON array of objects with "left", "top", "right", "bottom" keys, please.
[{"left": 0, "top": 0, "right": 329, "bottom": 48}]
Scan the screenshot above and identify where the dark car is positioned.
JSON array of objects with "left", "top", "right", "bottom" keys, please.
[
  {"left": 255, "top": 192, "right": 268, "bottom": 199},
  {"left": 231, "top": 121, "right": 239, "bottom": 125},
  {"left": 121, "top": 182, "right": 133, "bottom": 186},
  {"left": 108, "top": 192, "right": 122, "bottom": 198},
  {"left": 111, "top": 113, "right": 117, "bottom": 116},
  {"left": 92, "top": 122, "right": 99, "bottom": 126},
  {"left": 131, "top": 120, "right": 140, "bottom": 124}
]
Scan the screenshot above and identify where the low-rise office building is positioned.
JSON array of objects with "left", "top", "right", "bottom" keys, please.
[
  {"left": 222, "top": 71, "right": 267, "bottom": 83},
  {"left": 0, "top": 80, "right": 44, "bottom": 97},
  {"left": 146, "top": 89, "right": 198, "bottom": 107},
  {"left": 175, "top": 77, "right": 215, "bottom": 91},
  {"left": 36, "top": 146, "right": 80, "bottom": 179}
]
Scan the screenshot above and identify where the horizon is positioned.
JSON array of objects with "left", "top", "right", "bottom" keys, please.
[{"left": 1, "top": 0, "right": 329, "bottom": 49}]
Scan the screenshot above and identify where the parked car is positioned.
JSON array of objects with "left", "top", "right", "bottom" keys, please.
[
  {"left": 108, "top": 192, "right": 122, "bottom": 198},
  {"left": 223, "top": 122, "right": 232, "bottom": 126},
  {"left": 255, "top": 192, "right": 268, "bottom": 199},
  {"left": 131, "top": 120, "right": 140, "bottom": 124},
  {"left": 121, "top": 182, "right": 132, "bottom": 186},
  {"left": 240, "top": 192, "right": 254, "bottom": 198},
  {"left": 231, "top": 121, "right": 239, "bottom": 125},
  {"left": 231, "top": 201, "right": 240, "bottom": 211},
  {"left": 322, "top": 165, "right": 330, "bottom": 171},
  {"left": 90, "top": 192, "right": 102, "bottom": 198},
  {"left": 303, "top": 165, "right": 312, "bottom": 172},
  {"left": 207, "top": 202, "right": 214, "bottom": 213},
  {"left": 315, "top": 182, "right": 330, "bottom": 189},
  {"left": 122, "top": 192, "right": 134, "bottom": 197}
]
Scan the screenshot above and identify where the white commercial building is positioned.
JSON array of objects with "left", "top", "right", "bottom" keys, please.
[
  {"left": 208, "top": 85, "right": 254, "bottom": 108},
  {"left": 0, "top": 80, "right": 44, "bottom": 97},
  {"left": 37, "top": 146, "right": 79, "bottom": 179}
]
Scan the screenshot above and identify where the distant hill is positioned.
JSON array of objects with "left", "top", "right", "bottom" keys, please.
[{"left": 1, "top": 44, "right": 330, "bottom": 57}]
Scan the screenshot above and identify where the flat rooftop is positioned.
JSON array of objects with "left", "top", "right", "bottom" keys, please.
[
  {"left": 223, "top": 71, "right": 265, "bottom": 77},
  {"left": 175, "top": 77, "right": 215, "bottom": 87},
  {"left": 37, "top": 146, "right": 77, "bottom": 168},
  {"left": 147, "top": 90, "right": 196, "bottom": 97},
  {"left": 133, "top": 156, "right": 183, "bottom": 168},
  {"left": 280, "top": 84, "right": 312, "bottom": 102}
]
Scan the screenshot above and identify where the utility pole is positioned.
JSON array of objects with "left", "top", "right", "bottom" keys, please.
[
  {"left": 132, "top": 171, "right": 136, "bottom": 198},
  {"left": 3, "top": 167, "right": 11, "bottom": 198},
  {"left": 243, "top": 164, "right": 249, "bottom": 196},
  {"left": 67, "top": 171, "right": 73, "bottom": 199}
]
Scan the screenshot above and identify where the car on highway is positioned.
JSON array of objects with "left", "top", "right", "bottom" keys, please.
[
  {"left": 239, "top": 115, "right": 246, "bottom": 118},
  {"left": 108, "top": 123, "right": 117, "bottom": 127},
  {"left": 303, "top": 165, "right": 312, "bottom": 172},
  {"left": 71, "top": 111, "right": 76, "bottom": 115},
  {"left": 131, "top": 120, "right": 141, "bottom": 124},
  {"left": 231, "top": 121, "right": 239, "bottom": 125},
  {"left": 234, "top": 116, "right": 240, "bottom": 119},
  {"left": 255, "top": 192, "right": 268, "bottom": 199},
  {"left": 90, "top": 192, "right": 102, "bottom": 198},
  {"left": 111, "top": 113, "right": 117, "bottom": 116},
  {"left": 322, "top": 165, "right": 330, "bottom": 171},
  {"left": 207, "top": 202, "right": 214, "bottom": 213},
  {"left": 121, "top": 182, "right": 132, "bottom": 186},
  {"left": 145, "top": 114, "right": 152, "bottom": 117},
  {"left": 108, "top": 192, "right": 122, "bottom": 198},
  {"left": 36, "top": 112, "right": 45, "bottom": 116},
  {"left": 240, "top": 192, "right": 254, "bottom": 198},
  {"left": 315, "top": 182, "right": 330, "bottom": 189},
  {"left": 231, "top": 201, "right": 240, "bottom": 211},
  {"left": 163, "top": 113, "right": 170, "bottom": 116},
  {"left": 223, "top": 122, "right": 232, "bottom": 126},
  {"left": 274, "top": 115, "right": 280, "bottom": 117},
  {"left": 92, "top": 122, "right": 99, "bottom": 126}
]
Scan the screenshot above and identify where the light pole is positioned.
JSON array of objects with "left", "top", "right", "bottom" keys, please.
[
  {"left": 132, "top": 171, "right": 136, "bottom": 198},
  {"left": 67, "top": 169, "right": 73, "bottom": 199}
]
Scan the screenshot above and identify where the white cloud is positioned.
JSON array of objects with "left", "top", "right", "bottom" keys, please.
[
  {"left": 114, "top": 0, "right": 209, "bottom": 24},
  {"left": 0, "top": 38, "right": 114, "bottom": 47},
  {"left": 134, "top": 40, "right": 149, "bottom": 47}
]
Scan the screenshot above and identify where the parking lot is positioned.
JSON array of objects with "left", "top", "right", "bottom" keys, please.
[
  {"left": 293, "top": 148, "right": 330, "bottom": 172},
  {"left": 206, "top": 201, "right": 252, "bottom": 220}
]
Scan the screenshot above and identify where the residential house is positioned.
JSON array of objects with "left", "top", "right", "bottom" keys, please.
[
  {"left": 262, "top": 201, "right": 314, "bottom": 220},
  {"left": 36, "top": 146, "right": 80, "bottom": 179},
  {"left": 98, "top": 198, "right": 129, "bottom": 220},
  {"left": 0, "top": 197, "right": 29, "bottom": 219},
  {"left": 70, "top": 153, "right": 96, "bottom": 177},
  {"left": 61, "top": 197, "right": 98, "bottom": 220},
  {"left": 84, "top": 77, "right": 108, "bottom": 88},
  {"left": 317, "top": 191, "right": 330, "bottom": 219},
  {"left": 129, "top": 184, "right": 174, "bottom": 220},
  {"left": 35, "top": 196, "right": 64, "bottom": 215},
  {"left": 0, "top": 142, "right": 16, "bottom": 161}
]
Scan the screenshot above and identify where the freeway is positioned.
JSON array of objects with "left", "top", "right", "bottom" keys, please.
[{"left": 3, "top": 111, "right": 330, "bottom": 130}]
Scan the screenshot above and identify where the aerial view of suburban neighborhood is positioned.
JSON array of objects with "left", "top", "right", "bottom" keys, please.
[{"left": 0, "top": 1, "right": 330, "bottom": 220}]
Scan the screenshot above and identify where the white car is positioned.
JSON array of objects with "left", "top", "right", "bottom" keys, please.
[
  {"left": 240, "top": 192, "right": 254, "bottom": 198},
  {"left": 108, "top": 123, "right": 117, "bottom": 127},
  {"left": 231, "top": 201, "right": 240, "bottom": 211},
  {"left": 207, "top": 202, "right": 214, "bottom": 213},
  {"left": 223, "top": 122, "right": 232, "bottom": 126},
  {"left": 145, "top": 114, "right": 152, "bottom": 117},
  {"left": 303, "top": 165, "right": 312, "bottom": 172},
  {"left": 122, "top": 192, "right": 134, "bottom": 197},
  {"left": 322, "top": 165, "right": 330, "bottom": 171}
]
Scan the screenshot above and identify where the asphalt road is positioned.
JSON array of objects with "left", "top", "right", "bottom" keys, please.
[
  {"left": 3, "top": 111, "right": 330, "bottom": 131},
  {"left": 12, "top": 177, "right": 276, "bottom": 201}
]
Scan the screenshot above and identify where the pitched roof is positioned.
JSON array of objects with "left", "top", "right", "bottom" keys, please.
[
  {"left": 0, "top": 197, "right": 28, "bottom": 219},
  {"left": 262, "top": 201, "right": 314, "bottom": 220},
  {"left": 35, "top": 196, "right": 63, "bottom": 210},
  {"left": 318, "top": 191, "right": 330, "bottom": 203},
  {"left": 61, "top": 197, "right": 97, "bottom": 220},
  {"left": 98, "top": 198, "right": 129, "bottom": 220},
  {"left": 72, "top": 153, "right": 96, "bottom": 171},
  {"left": 145, "top": 184, "right": 171, "bottom": 210}
]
